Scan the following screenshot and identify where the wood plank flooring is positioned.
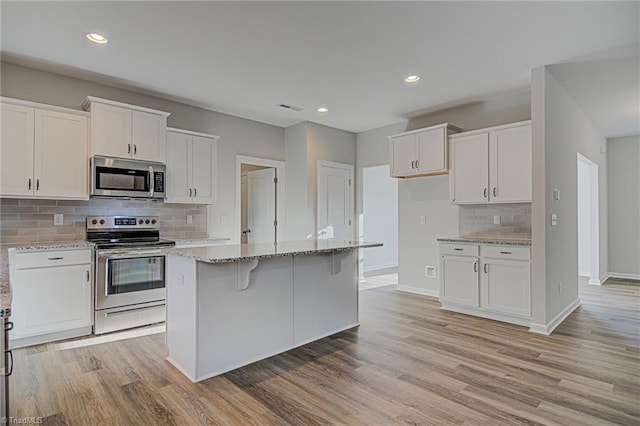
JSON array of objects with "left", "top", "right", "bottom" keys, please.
[{"left": 9, "top": 281, "right": 639, "bottom": 425}]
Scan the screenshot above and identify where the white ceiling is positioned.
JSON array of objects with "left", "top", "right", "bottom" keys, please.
[{"left": 1, "top": 1, "right": 638, "bottom": 135}]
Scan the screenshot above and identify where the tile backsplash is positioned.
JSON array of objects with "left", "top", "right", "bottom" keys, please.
[
  {"left": 459, "top": 203, "right": 531, "bottom": 235},
  {"left": 0, "top": 198, "right": 207, "bottom": 244}
]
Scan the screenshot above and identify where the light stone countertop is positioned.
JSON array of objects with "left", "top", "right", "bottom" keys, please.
[
  {"left": 167, "top": 240, "right": 383, "bottom": 264},
  {"left": 0, "top": 240, "right": 95, "bottom": 316},
  {"left": 437, "top": 233, "right": 532, "bottom": 247},
  {"left": 171, "top": 236, "right": 231, "bottom": 246}
]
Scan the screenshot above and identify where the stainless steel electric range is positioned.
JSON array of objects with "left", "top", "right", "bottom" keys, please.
[{"left": 86, "top": 216, "right": 175, "bottom": 335}]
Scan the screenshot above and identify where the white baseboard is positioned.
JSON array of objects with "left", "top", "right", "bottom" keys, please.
[
  {"left": 588, "top": 277, "right": 602, "bottom": 286},
  {"left": 363, "top": 263, "right": 398, "bottom": 274},
  {"left": 396, "top": 285, "right": 439, "bottom": 298},
  {"left": 529, "top": 298, "right": 581, "bottom": 335},
  {"left": 605, "top": 272, "right": 640, "bottom": 282}
]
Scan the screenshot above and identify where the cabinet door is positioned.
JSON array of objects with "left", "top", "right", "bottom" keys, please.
[
  {"left": 166, "top": 131, "right": 193, "bottom": 203},
  {"left": 440, "top": 255, "right": 479, "bottom": 307},
  {"left": 11, "top": 263, "right": 92, "bottom": 339},
  {"left": 489, "top": 124, "right": 532, "bottom": 203},
  {"left": 1, "top": 103, "right": 34, "bottom": 197},
  {"left": 34, "top": 110, "right": 89, "bottom": 199},
  {"left": 91, "top": 102, "right": 132, "bottom": 158},
  {"left": 450, "top": 133, "right": 489, "bottom": 204},
  {"left": 481, "top": 259, "right": 531, "bottom": 318},
  {"left": 390, "top": 134, "right": 417, "bottom": 177},
  {"left": 132, "top": 110, "right": 166, "bottom": 163},
  {"left": 191, "top": 135, "right": 216, "bottom": 204},
  {"left": 416, "top": 127, "right": 446, "bottom": 174}
]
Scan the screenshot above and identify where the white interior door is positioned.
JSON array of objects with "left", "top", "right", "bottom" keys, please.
[
  {"left": 317, "top": 162, "right": 353, "bottom": 240},
  {"left": 241, "top": 173, "right": 248, "bottom": 243},
  {"left": 247, "top": 168, "right": 276, "bottom": 244}
]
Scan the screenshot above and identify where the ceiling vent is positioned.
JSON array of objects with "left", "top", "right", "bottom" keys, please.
[{"left": 279, "top": 103, "right": 304, "bottom": 112}]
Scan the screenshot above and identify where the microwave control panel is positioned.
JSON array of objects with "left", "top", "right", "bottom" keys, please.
[{"left": 154, "top": 172, "right": 165, "bottom": 193}]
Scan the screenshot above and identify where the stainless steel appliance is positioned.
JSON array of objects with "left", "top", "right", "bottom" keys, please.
[
  {"left": 1, "top": 315, "right": 12, "bottom": 421},
  {"left": 87, "top": 216, "right": 175, "bottom": 334},
  {"left": 91, "top": 156, "right": 166, "bottom": 199}
]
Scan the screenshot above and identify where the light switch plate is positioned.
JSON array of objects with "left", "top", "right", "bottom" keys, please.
[
  {"left": 553, "top": 189, "right": 561, "bottom": 201},
  {"left": 493, "top": 215, "right": 501, "bottom": 225},
  {"left": 53, "top": 214, "right": 64, "bottom": 226},
  {"left": 186, "top": 215, "right": 193, "bottom": 224},
  {"left": 551, "top": 213, "right": 558, "bottom": 226},
  {"left": 419, "top": 215, "right": 426, "bottom": 225}
]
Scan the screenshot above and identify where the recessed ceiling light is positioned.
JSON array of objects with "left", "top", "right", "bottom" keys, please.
[
  {"left": 317, "top": 107, "right": 329, "bottom": 113},
  {"left": 86, "top": 33, "right": 108, "bottom": 44},
  {"left": 404, "top": 75, "right": 421, "bottom": 84}
]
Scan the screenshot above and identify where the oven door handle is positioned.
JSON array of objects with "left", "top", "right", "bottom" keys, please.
[
  {"left": 97, "top": 250, "right": 163, "bottom": 260},
  {"left": 104, "top": 256, "right": 110, "bottom": 297},
  {"left": 149, "top": 166, "right": 155, "bottom": 198}
]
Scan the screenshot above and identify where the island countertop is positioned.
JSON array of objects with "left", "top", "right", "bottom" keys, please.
[{"left": 167, "top": 240, "right": 382, "bottom": 263}]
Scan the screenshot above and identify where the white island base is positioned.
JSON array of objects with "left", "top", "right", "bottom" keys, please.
[{"left": 166, "top": 247, "right": 361, "bottom": 382}]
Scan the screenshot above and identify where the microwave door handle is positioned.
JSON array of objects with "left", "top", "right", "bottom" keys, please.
[{"left": 149, "top": 166, "right": 155, "bottom": 198}]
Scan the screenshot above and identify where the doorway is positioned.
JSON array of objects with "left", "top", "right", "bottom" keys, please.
[
  {"left": 235, "top": 155, "right": 285, "bottom": 245},
  {"left": 577, "top": 153, "right": 600, "bottom": 285},
  {"left": 359, "top": 164, "right": 398, "bottom": 290}
]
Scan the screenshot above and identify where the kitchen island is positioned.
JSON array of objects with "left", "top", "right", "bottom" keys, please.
[{"left": 165, "top": 240, "right": 381, "bottom": 382}]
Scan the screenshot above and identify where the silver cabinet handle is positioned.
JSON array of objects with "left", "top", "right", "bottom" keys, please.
[
  {"left": 493, "top": 187, "right": 497, "bottom": 197},
  {"left": 194, "top": 188, "right": 197, "bottom": 198},
  {"left": 86, "top": 270, "right": 90, "bottom": 282},
  {"left": 484, "top": 263, "right": 488, "bottom": 273},
  {"left": 454, "top": 248, "right": 464, "bottom": 251},
  {"left": 500, "top": 251, "right": 512, "bottom": 255},
  {"left": 36, "top": 179, "right": 40, "bottom": 191},
  {"left": 473, "top": 261, "right": 478, "bottom": 272},
  {"left": 28, "top": 178, "right": 32, "bottom": 190},
  {"left": 415, "top": 160, "right": 419, "bottom": 169},
  {"left": 483, "top": 188, "right": 487, "bottom": 198},
  {"left": 47, "top": 257, "right": 64, "bottom": 261},
  {"left": 128, "top": 144, "right": 131, "bottom": 154},
  {"left": 410, "top": 160, "right": 414, "bottom": 169},
  {"left": 134, "top": 144, "right": 137, "bottom": 155},
  {"left": 189, "top": 188, "right": 192, "bottom": 197}
]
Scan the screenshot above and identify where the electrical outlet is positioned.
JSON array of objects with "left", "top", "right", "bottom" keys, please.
[
  {"left": 425, "top": 265, "right": 436, "bottom": 278},
  {"left": 419, "top": 215, "right": 426, "bottom": 225},
  {"left": 53, "top": 214, "right": 64, "bottom": 226},
  {"left": 186, "top": 215, "right": 193, "bottom": 224},
  {"left": 553, "top": 189, "right": 561, "bottom": 201},
  {"left": 493, "top": 215, "right": 501, "bottom": 225}
]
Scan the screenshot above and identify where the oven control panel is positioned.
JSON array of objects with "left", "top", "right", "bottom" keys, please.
[{"left": 87, "top": 216, "right": 159, "bottom": 230}]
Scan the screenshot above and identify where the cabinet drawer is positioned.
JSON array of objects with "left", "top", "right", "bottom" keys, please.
[
  {"left": 13, "top": 249, "right": 92, "bottom": 270},
  {"left": 440, "top": 243, "right": 479, "bottom": 256},
  {"left": 481, "top": 246, "right": 530, "bottom": 261}
]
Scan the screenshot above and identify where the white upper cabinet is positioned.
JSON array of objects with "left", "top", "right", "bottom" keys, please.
[
  {"left": 450, "top": 133, "right": 489, "bottom": 204},
  {"left": 1, "top": 103, "right": 34, "bottom": 197},
  {"left": 449, "top": 121, "right": 531, "bottom": 204},
  {"left": 1, "top": 99, "right": 89, "bottom": 200},
  {"left": 489, "top": 124, "right": 532, "bottom": 203},
  {"left": 83, "top": 96, "right": 169, "bottom": 163},
  {"left": 34, "top": 110, "right": 89, "bottom": 198},
  {"left": 166, "top": 128, "right": 218, "bottom": 205},
  {"left": 388, "top": 123, "right": 459, "bottom": 178}
]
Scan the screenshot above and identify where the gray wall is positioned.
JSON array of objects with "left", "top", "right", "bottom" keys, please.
[
  {"left": 0, "top": 62, "right": 285, "bottom": 239},
  {"left": 285, "top": 122, "right": 356, "bottom": 240},
  {"left": 531, "top": 66, "right": 608, "bottom": 331},
  {"left": 607, "top": 135, "right": 640, "bottom": 277},
  {"left": 355, "top": 91, "right": 531, "bottom": 296}
]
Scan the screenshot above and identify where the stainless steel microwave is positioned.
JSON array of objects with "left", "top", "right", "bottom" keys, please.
[{"left": 91, "top": 156, "right": 166, "bottom": 199}]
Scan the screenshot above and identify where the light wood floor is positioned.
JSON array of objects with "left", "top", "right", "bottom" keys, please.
[{"left": 9, "top": 281, "right": 639, "bottom": 425}]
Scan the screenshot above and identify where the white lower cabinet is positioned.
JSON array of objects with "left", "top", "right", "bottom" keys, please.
[
  {"left": 8, "top": 248, "right": 93, "bottom": 348},
  {"left": 440, "top": 243, "right": 531, "bottom": 326}
]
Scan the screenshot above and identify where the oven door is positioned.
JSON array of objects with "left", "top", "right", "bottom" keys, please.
[{"left": 96, "top": 249, "right": 166, "bottom": 310}]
